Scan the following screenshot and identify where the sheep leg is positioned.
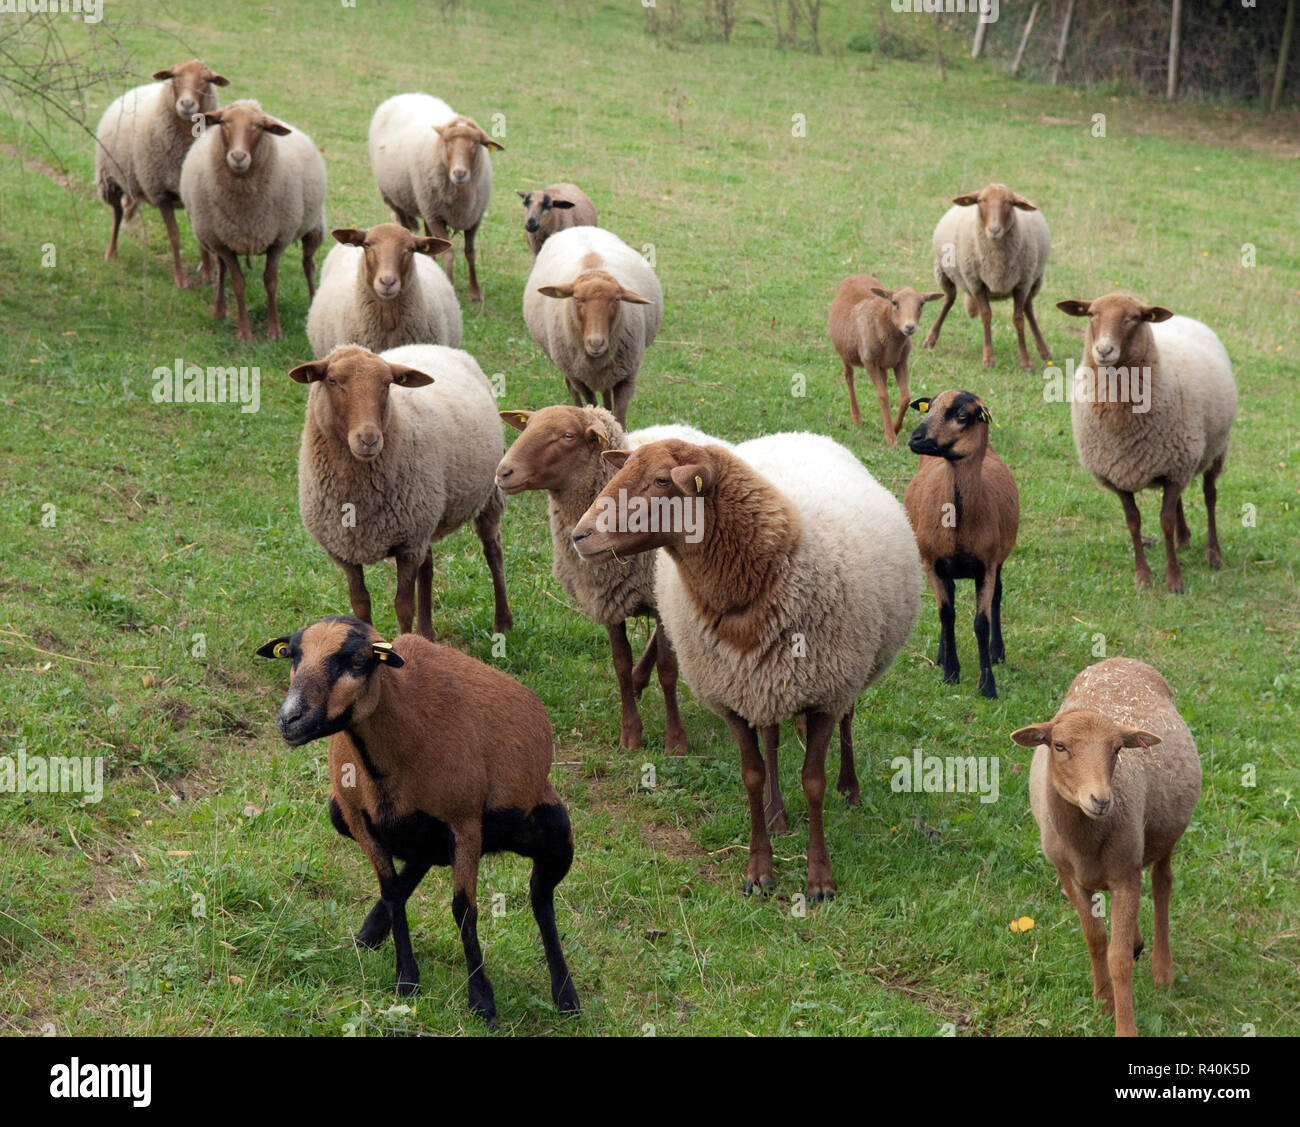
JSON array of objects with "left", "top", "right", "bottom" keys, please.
[
  {"left": 609, "top": 381, "right": 635, "bottom": 429},
  {"left": 104, "top": 193, "right": 123, "bottom": 260},
  {"left": 464, "top": 222, "right": 482, "bottom": 303},
  {"left": 263, "top": 244, "right": 285, "bottom": 339},
  {"left": 216, "top": 248, "right": 252, "bottom": 341},
  {"left": 474, "top": 496, "right": 513, "bottom": 633},
  {"left": 722, "top": 709, "right": 775, "bottom": 893},
  {"left": 801, "top": 710, "right": 835, "bottom": 901},
  {"left": 762, "top": 724, "right": 787, "bottom": 834},
  {"left": 974, "top": 287, "right": 995, "bottom": 367},
  {"left": 198, "top": 245, "right": 214, "bottom": 284},
  {"left": 607, "top": 623, "right": 644, "bottom": 750},
  {"left": 527, "top": 804, "right": 580, "bottom": 1012},
  {"left": 892, "top": 359, "right": 911, "bottom": 437},
  {"left": 990, "top": 564, "right": 1006, "bottom": 664},
  {"left": 842, "top": 360, "right": 863, "bottom": 426},
  {"left": 974, "top": 566, "right": 997, "bottom": 699},
  {"left": 1204, "top": 459, "right": 1224, "bottom": 567},
  {"left": 450, "top": 824, "right": 496, "bottom": 1027},
  {"left": 158, "top": 202, "right": 187, "bottom": 289},
  {"left": 301, "top": 227, "right": 322, "bottom": 299},
  {"left": 415, "top": 548, "right": 434, "bottom": 640},
  {"left": 836, "top": 709, "right": 859, "bottom": 804},
  {"left": 1024, "top": 294, "right": 1051, "bottom": 359},
  {"left": 868, "top": 365, "right": 896, "bottom": 445},
  {"left": 426, "top": 216, "right": 454, "bottom": 284},
  {"left": 351, "top": 817, "right": 420, "bottom": 994},
  {"left": 1159, "top": 485, "right": 1185, "bottom": 594},
  {"left": 655, "top": 628, "right": 688, "bottom": 756},
  {"left": 337, "top": 559, "right": 372, "bottom": 624},
  {"left": 393, "top": 551, "right": 423, "bottom": 636},
  {"left": 1106, "top": 874, "right": 1142, "bottom": 1036},
  {"left": 1175, "top": 500, "right": 1191, "bottom": 549},
  {"left": 565, "top": 379, "right": 586, "bottom": 409},
  {"left": 1150, "top": 853, "right": 1175, "bottom": 987},
  {"left": 926, "top": 568, "right": 959, "bottom": 683},
  {"left": 1057, "top": 867, "right": 1113, "bottom": 1015},
  {"left": 630, "top": 623, "right": 658, "bottom": 696},
  {"left": 923, "top": 278, "right": 957, "bottom": 349},
  {"left": 1012, "top": 288, "right": 1033, "bottom": 371},
  {"left": 1117, "top": 490, "right": 1152, "bottom": 588},
  {"left": 356, "top": 857, "right": 434, "bottom": 949}
]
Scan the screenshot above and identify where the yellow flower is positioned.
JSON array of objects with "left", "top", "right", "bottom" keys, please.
[{"left": 1009, "top": 915, "right": 1035, "bottom": 933}]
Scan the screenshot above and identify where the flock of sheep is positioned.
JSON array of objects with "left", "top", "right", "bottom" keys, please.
[{"left": 93, "top": 59, "right": 1239, "bottom": 1037}]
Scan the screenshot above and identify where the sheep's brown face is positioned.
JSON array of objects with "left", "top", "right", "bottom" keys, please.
[
  {"left": 495, "top": 406, "right": 613, "bottom": 495},
  {"left": 153, "top": 59, "right": 228, "bottom": 122},
  {"left": 332, "top": 224, "right": 451, "bottom": 301},
  {"left": 256, "top": 616, "right": 404, "bottom": 746},
  {"left": 516, "top": 190, "right": 575, "bottom": 234},
  {"left": 538, "top": 270, "right": 653, "bottom": 359},
  {"left": 953, "top": 183, "right": 1036, "bottom": 240},
  {"left": 1011, "top": 711, "right": 1161, "bottom": 819},
  {"left": 202, "top": 103, "right": 290, "bottom": 175},
  {"left": 870, "top": 284, "right": 944, "bottom": 338},
  {"left": 1056, "top": 295, "right": 1174, "bottom": 368},
  {"left": 572, "top": 439, "right": 712, "bottom": 558},
  {"left": 435, "top": 116, "right": 503, "bottom": 186},
  {"left": 288, "top": 346, "right": 434, "bottom": 461},
  {"left": 907, "top": 390, "right": 992, "bottom": 462}
]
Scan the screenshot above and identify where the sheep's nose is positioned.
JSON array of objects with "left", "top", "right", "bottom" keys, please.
[
  {"left": 525, "top": 219, "right": 539, "bottom": 232},
  {"left": 903, "top": 323, "right": 917, "bottom": 336},
  {"left": 352, "top": 430, "right": 383, "bottom": 458},
  {"left": 585, "top": 335, "right": 608, "bottom": 357},
  {"left": 451, "top": 167, "right": 469, "bottom": 185},
  {"left": 375, "top": 274, "right": 398, "bottom": 296},
  {"left": 987, "top": 225, "right": 1004, "bottom": 238},
  {"left": 1094, "top": 344, "right": 1117, "bottom": 363},
  {"left": 178, "top": 98, "right": 197, "bottom": 115},
  {"left": 1089, "top": 795, "right": 1111, "bottom": 816},
  {"left": 278, "top": 691, "right": 306, "bottom": 732},
  {"left": 571, "top": 528, "right": 591, "bottom": 548},
  {"left": 227, "top": 150, "right": 250, "bottom": 172}
]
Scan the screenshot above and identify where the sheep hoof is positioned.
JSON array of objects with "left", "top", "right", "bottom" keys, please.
[
  {"left": 808, "top": 889, "right": 834, "bottom": 903},
  {"left": 396, "top": 978, "right": 419, "bottom": 997},
  {"left": 979, "top": 678, "right": 998, "bottom": 700},
  {"left": 1166, "top": 579, "right": 1185, "bottom": 595},
  {"left": 766, "top": 811, "right": 789, "bottom": 835},
  {"left": 495, "top": 611, "right": 514, "bottom": 633},
  {"left": 555, "top": 982, "right": 581, "bottom": 1013},
  {"left": 1134, "top": 570, "right": 1152, "bottom": 589},
  {"left": 355, "top": 926, "right": 388, "bottom": 950},
  {"left": 619, "top": 728, "right": 644, "bottom": 751},
  {"left": 838, "top": 785, "right": 860, "bottom": 806},
  {"left": 943, "top": 669, "right": 960, "bottom": 685},
  {"left": 743, "top": 876, "right": 775, "bottom": 897},
  {"left": 982, "top": 358, "right": 995, "bottom": 368},
  {"left": 1206, "top": 549, "right": 1222, "bottom": 568}
]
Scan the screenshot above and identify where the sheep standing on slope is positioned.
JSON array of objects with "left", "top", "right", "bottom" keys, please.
[
  {"left": 572, "top": 433, "right": 922, "bottom": 899},
  {"left": 258, "top": 616, "right": 579, "bottom": 1026},
  {"left": 827, "top": 273, "right": 943, "bottom": 443},
  {"left": 515, "top": 183, "right": 599, "bottom": 255},
  {"left": 1011, "top": 658, "right": 1201, "bottom": 1037},
  {"left": 904, "top": 390, "right": 1019, "bottom": 698},
  {"left": 306, "top": 223, "right": 462, "bottom": 358},
  {"left": 924, "top": 183, "right": 1051, "bottom": 369},
  {"left": 1058, "top": 294, "right": 1236, "bottom": 594},
  {"left": 290, "top": 344, "right": 512, "bottom": 639},
  {"left": 94, "top": 59, "right": 228, "bottom": 287},
  {"left": 179, "top": 100, "right": 326, "bottom": 340},
  {"left": 369, "top": 94, "right": 501, "bottom": 303},
  {"left": 524, "top": 226, "right": 663, "bottom": 427}
]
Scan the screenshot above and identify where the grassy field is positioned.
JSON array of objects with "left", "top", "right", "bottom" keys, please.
[{"left": 0, "top": 0, "right": 1297, "bottom": 1038}]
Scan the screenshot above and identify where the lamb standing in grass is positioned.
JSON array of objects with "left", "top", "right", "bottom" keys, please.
[
  {"left": 94, "top": 59, "right": 228, "bottom": 287},
  {"left": 1058, "top": 294, "right": 1236, "bottom": 594},
  {"left": 306, "top": 223, "right": 462, "bottom": 358},
  {"left": 571, "top": 432, "right": 921, "bottom": 899},
  {"left": 368, "top": 93, "right": 501, "bottom": 303},
  {"left": 1011, "top": 657, "right": 1201, "bottom": 1037},
  {"left": 515, "top": 183, "right": 598, "bottom": 255},
  {"left": 179, "top": 100, "right": 326, "bottom": 340},
  {"left": 290, "top": 344, "right": 512, "bottom": 639},
  {"left": 924, "top": 183, "right": 1051, "bottom": 369},
  {"left": 523, "top": 226, "right": 663, "bottom": 427}
]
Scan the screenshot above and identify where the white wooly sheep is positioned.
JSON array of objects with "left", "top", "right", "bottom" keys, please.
[
  {"left": 179, "top": 99, "right": 326, "bottom": 341},
  {"left": 94, "top": 59, "right": 228, "bottom": 287},
  {"left": 523, "top": 226, "right": 663, "bottom": 427},
  {"left": 291, "top": 344, "right": 512, "bottom": 640},
  {"left": 924, "top": 183, "right": 1052, "bottom": 369},
  {"left": 306, "top": 223, "right": 463, "bottom": 358},
  {"left": 368, "top": 93, "right": 501, "bottom": 303},
  {"left": 571, "top": 431, "right": 922, "bottom": 899},
  {"left": 1057, "top": 293, "right": 1237, "bottom": 594}
]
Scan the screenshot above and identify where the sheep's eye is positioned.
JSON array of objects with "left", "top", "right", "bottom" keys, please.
[
  {"left": 562, "top": 432, "right": 574, "bottom": 440},
  {"left": 326, "top": 377, "right": 338, "bottom": 387},
  {"left": 957, "top": 414, "right": 969, "bottom": 425},
  {"left": 654, "top": 476, "right": 671, "bottom": 487},
  {"left": 1054, "top": 742, "right": 1068, "bottom": 754}
]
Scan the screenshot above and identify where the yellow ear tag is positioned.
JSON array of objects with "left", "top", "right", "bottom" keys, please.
[
  {"left": 694, "top": 475, "right": 703, "bottom": 492},
  {"left": 373, "top": 643, "right": 394, "bottom": 662},
  {"left": 917, "top": 400, "right": 930, "bottom": 414},
  {"left": 272, "top": 642, "right": 289, "bottom": 658}
]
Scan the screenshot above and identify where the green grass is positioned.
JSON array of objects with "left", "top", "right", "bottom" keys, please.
[{"left": 0, "top": 0, "right": 1297, "bottom": 1037}]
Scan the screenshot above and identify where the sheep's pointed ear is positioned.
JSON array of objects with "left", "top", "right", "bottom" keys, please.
[
  {"left": 201, "top": 109, "right": 224, "bottom": 126},
  {"left": 585, "top": 421, "right": 610, "bottom": 448},
  {"left": 670, "top": 464, "right": 711, "bottom": 496},
  {"left": 909, "top": 397, "right": 932, "bottom": 414},
  {"left": 371, "top": 641, "right": 405, "bottom": 667},
  {"left": 389, "top": 364, "right": 433, "bottom": 388},
  {"left": 602, "top": 449, "right": 632, "bottom": 470},
  {"left": 1120, "top": 727, "right": 1162, "bottom": 749},
  {"left": 550, "top": 198, "right": 576, "bottom": 210},
  {"left": 515, "top": 189, "right": 530, "bottom": 200},
  {"left": 209, "top": 73, "right": 230, "bottom": 87},
  {"left": 1012, "top": 194, "right": 1038, "bottom": 211},
  {"left": 482, "top": 137, "right": 504, "bottom": 151},
  {"left": 261, "top": 117, "right": 292, "bottom": 136},
  {"left": 431, "top": 123, "right": 445, "bottom": 137},
  {"left": 1056, "top": 300, "right": 1092, "bottom": 318},
  {"left": 869, "top": 287, "right": 894, "bottom": 302},
  {"left": 538, "top": 284, "right": 575, "bottom": 299},
  {"left": 922, "top": 291, "right": 945, "bottom": 303},
  {"left": 952, "top": 192, "right": 980, "bottom": 207},
  {"left": 977, "top": 405, "right": 994, "bottom": 426},
  {"left": 1141, "top": 305, "right": 1174, "bottom": 323},
  {"left": 500, "top": 410, "right": 532, "bottom": 432},
  {"left": 414, "top": 235, "right": 453, "bottom": 256},
  {"left": 619, "top": 287, "right": 653, "bottom": 305},
  {"left": 289, "top": 359, "right": 330, "bottom": 384},
  {"left": 256, "top": 636, "right": 292, "bottom": 659},
  {"left": 152, "top": 68, "right": 176, "bottom": 80},
  {"left": 332, "top": 227, "right": 366, "bottom": 246},
  {"left": 1010, "top": 724, "right": 1051, "bottom": 748}
]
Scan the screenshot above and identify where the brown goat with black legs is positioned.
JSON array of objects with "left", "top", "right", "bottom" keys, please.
[
  {"left": 904, "top": 390, "right": 1019, "bottom": 698},
  {"left": 257, "top": 616, "right": 579, "bottom": 1028},
  {"left": 827, "top": 274, "right": 943, "bottom": 443}
]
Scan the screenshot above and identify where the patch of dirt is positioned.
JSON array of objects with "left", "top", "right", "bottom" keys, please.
[
  {"left": 876, "top": 968, "right": 983, "bottom": 1033},
  {"left": 0, "top": 141, "right": 86, "bottom": 194}
]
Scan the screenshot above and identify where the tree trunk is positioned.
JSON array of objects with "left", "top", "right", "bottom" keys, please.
[
  {"left": 1012, "top": 1, "right": 1041, "bottom": 78},
  {"left": 1051, "top": 0, "right": 1076, "bottom": 87},
  {"left": 1167, "top": 0, "right": 1182, "bottom": 100},
  {"left": 972, "top": 15, "right": 989, "bottom": 60},
  {"left": 1272, "top": 0, "right": 1296, "bottom": 111}
]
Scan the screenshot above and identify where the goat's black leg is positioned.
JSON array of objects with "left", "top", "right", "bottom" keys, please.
[
  {"left": 837, "top": 709, "right": 859, "bottom": 804},
  {"left": 990, "top": 564, "right": 1006, "bottom": 664},
  {"left": 451, "top": 825, "right": 495, "bottom": 1027},
  {"left": 356, "top": 857, "right": 433, "bottom": 950},
  {"left": 527, "top": 803, "right": 580, "bottom": 1013}
]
